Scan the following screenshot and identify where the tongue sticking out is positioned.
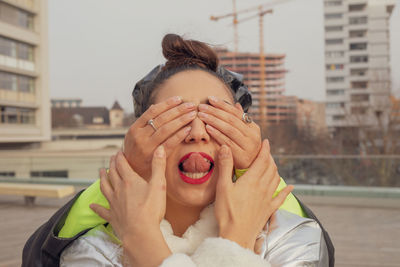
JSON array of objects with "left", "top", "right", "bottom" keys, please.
[{"left": 182, "top": 153, "right": 211, "bottom": 173}]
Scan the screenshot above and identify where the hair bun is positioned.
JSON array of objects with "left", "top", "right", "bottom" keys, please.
[{"left": 162, "top": 34, "right": 219, "bottom": 72}]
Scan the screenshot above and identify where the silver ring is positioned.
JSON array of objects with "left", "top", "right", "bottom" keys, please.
[
  {"left": 242, "top": 113, "right": 252, "bottom": 124},
  {"left": 147, "top": 119, "right": 157, "bottom": 131}
]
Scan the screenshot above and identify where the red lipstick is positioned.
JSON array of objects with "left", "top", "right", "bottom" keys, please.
[{"left": 178, "top": 152, "right": 214, "bottom": 185}]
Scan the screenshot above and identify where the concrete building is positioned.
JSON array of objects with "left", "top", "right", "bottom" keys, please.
[
  {"left": 216, "top": 48, "right": 295, "bottom": 125},
  {"left": 324, "top": 0, "right": 396, "bottom": 132},
  {"left": 0, "top": 0, "right": 50, "bottom": 144},
  {"left": 296, "top": 98, "right": 326, "bottom": 134}
]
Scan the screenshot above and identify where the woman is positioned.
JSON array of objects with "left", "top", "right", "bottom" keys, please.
[{"left": 23, "top": 34, "right": 332, "bottom": 267}]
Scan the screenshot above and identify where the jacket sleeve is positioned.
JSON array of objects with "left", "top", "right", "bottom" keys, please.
[{"left": 160, "top": 237, "right": 270, "bottom": 267}]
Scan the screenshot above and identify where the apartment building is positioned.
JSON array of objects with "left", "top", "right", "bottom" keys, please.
[
  {"left": 324, "top": 0, "right": 396, "bottom": 131},
  {"left": 216, "top": 48, "right": 295, "bottom": 125},
  {"left": 0, "top": 0, "right": 50, "bottom": 144}
]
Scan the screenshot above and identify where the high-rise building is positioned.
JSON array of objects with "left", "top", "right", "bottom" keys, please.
[
  {"left": 0, "top": 0, "right": 50, "bottom": 144},
  {"left": 216, "top": 48, "right": 295, "bottom": 125},
  {"left": 324, "top": 0, "right": 396, "bottom": 132}
]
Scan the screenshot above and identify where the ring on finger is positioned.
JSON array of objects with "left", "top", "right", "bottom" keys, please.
[
  {"left": 242, "top": 112, "right": 253, "bottom": 124},
  {"left": 147, "top": 119, "right": 157, "bottom": 131}
]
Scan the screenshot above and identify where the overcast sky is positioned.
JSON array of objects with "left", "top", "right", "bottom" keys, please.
[{"left": 48, "top": 0, "right": 400, "bottom": 112}]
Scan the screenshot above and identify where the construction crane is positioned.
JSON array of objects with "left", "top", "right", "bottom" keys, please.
[{"left": 210, "top": 0, "right": 294, "bottom": 130}]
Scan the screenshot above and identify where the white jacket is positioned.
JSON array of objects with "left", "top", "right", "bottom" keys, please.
[{"left": 60, "top": 204, "right": 328, "bottom": 267}]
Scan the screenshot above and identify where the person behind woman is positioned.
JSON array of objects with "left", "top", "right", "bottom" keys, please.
[{"left": 26, "top": 34, "right": 331, "bottom": 267}]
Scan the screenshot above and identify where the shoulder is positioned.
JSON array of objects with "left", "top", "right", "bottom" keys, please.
[
  {"left": 264, "top": 209, "right": 329, "bottom": 266},
  {"left": 60, "top": 225, "right": 124, "bottom": 267}
]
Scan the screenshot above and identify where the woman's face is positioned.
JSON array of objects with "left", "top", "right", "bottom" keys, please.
[{"left": 153, "top": 70, "right": 234, "bottom": 208}]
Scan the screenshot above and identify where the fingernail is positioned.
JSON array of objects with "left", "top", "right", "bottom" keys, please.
[
  {"left": 170, "top": 96, "right": 182, "bottom": 104},
  {"left": 184, "top": 102, "right": 195, "bottom": 108},
  {"left": 198, "top": 104, "right": 208, "bottom": 110},
  {"left": 185, "top": 126, "right": 192, "bottom": 133},
  {"left": 198, "top": 112, "right": 207, "bottom": 118},
  {"left": 155, "top": 145, "right": 165, "bottom": 158},
  {"left": 188, "top": 111, "right": 197, "bottom": 118},
  {"left": 206, "top": 124, "right": 214, "bottom": 131},
  {"left": 219, "top": 145, "right": 230, "bottom": 159},
  {"left": 209, "top": 96, "right": 218, "bottom": 102}
]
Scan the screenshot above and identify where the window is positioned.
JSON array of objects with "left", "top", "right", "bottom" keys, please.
[
  {"left": 350, "top": 69, "right": 367, "bottom": 76},
  {"left": 327, "top": 102, "right": 345, "bottom": 108},
  {"left": 349, "top": 30, "right": 367, "bottom": 38},
  {"left": 333, "top": 115, "right": 345, "bottom": 120},
  {"left": 327, "top": 89, "right": 345, "bottom": 95},
  {"left": 350, "top": 55, "right": 368, "bottom": 63},
  {"left": 326, "top": 39, "right": 343, "bottom": 45},
  {"left": 326, "top": 64, "right": 344, "bottom": 70},
  {"left": 0, "top": 36, "right": 34, "bottom": 61},
  {"left": 325, "top": 26, "right": 343, "bottom": 32},
  {"left": 349, "top": 4, "right": 366, "bottom": 12},
  {"left": 351, "top": 107, "right": 367, "bottom": 114},
  {"left": 325, "top": 1, "right": 342, "bottom": 6},
  {"left": 325, "top": 13, "right": 342, "bottom": 19},
  {"left": 325, "top": 51, "right": 344, "bottom": 58},
  {"left": 31, "top": 170, "right": 68, "bottom": 178},
  {"left": 0, "top": 71, "right": 35, "bottom": 93},
  {"left": 351, "top": 94, "right": 369, "bottom": 102},
  {"left": 0, "top": 171, "right": 15, "bottom": 177},
  {"left": 0, "top": 106, "right": 35, "bottom": 124},
  {"left": 349, "top": 16, "right": 367, "bottom": 25},
  {"left": 326, "top": 77, "right": 344, "bottom": 83},
  {"left": 350, "top": 43, "right": 367, "bottom": 50},
  {"left": 351, "top": 81, "right": 368, "bottom": 89},
  {"left": 0, "top": 2, "right": 33, "bottom": 30}
]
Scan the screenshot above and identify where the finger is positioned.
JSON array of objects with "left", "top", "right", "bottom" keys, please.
[
  {"left": 99, "top": 168, "right": 113, "bottom": 202},
  {"left": 205, "top": 124, "right": 242, "bottom": 153},
  {"left": 89, "top": 203, "right": 111, "bottom": 222},
  {"left": 152, "top": 111, "right": 196, "bottom": 141},
  {"left": 217, "top": 145, "right": 234, "bottom": 189},
  {"left": 271, "top": 185, "right": 294, "bottom": 209},
  {"left": 150, "top": 145, "right": 166, "bottom": 186},
  {"left": 108, "top": 155, "right": 121, "bottom": 190},
  {"left": 115, "top": 151, "right": 138, "bottom": 183},
  {"left": 265, "top": 172, "right": 281, "bottom": 198},
  {"left": 235, "top": 102, "right": 244, "bottom": 113},
  {"left": 142, "top": 102, "right": 196, "bottom": 135},
  {"left": 133, "top": 96, "right": 182, "bottom": 128},
  {"left": 198, "top": 104, "right": 250, "bottom": 136},
  {"left": 198, "top": 112, "right": 244, "bottom": 148},
  {"left": 163, "top": 126, "right": 191, "bottom": 155},
  {"left": 208, "top": 96, "right": 243, "bottom": 119}
]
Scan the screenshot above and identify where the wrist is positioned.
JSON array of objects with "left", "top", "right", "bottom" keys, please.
[
  {"left": 219, "top": 227, "right": 254, "bottom": 250},
  {"left": 123, "top": 229, "right": 171, "bottom": 267}
]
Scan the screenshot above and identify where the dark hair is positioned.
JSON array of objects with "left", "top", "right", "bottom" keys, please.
[{"left": 133, "top": 34, "right": 251, "bottom": 118}]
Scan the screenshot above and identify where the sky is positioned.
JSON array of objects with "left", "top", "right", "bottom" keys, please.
[{"left": 48, "top": 0, "right": 400, "bottom": 112}]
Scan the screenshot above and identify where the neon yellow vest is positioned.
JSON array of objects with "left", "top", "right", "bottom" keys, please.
[{"left": 59, "top": 171, "right": 306, "bottom": 238}]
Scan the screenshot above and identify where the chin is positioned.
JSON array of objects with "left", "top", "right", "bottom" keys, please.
[{"left": 165, "top": 168, "right": 218, "bottom": 208}]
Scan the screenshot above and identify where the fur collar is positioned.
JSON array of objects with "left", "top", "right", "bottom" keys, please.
[{"left": 160, "top": 204, "right": 219, "bottom": 255}]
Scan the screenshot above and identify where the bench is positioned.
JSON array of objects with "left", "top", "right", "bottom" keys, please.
[{"left": 0, "top": 182, "right": 75, "bottom": 205}]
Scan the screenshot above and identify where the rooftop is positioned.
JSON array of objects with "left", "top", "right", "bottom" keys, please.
[{"left": 0, "top": 193, "right": 399, "bottom": 267}]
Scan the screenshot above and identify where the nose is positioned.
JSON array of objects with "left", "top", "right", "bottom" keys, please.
[{"left": 184, "top": 116, "right": 210, "bottom": 143}]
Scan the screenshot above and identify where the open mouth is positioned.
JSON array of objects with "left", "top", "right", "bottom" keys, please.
[{"left": 178, "top": 152, "right": 214, "bottom": 185}]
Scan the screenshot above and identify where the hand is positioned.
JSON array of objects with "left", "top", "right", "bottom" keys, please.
[
  {"left": 198, "top": 96, "right": 261, "bottom": 169},
  {"left": 214, "top": 141, "right": 293, "bottom": 250},
  {"left": 90, "top": 146, "right": 172, "bottom": 266},
  {"left": 124, "top": 96, "right": 197, "bottom": 179}
]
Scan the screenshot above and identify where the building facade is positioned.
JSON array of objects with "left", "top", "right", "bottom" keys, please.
[
  {"left": 216, "top": 48, "right": 295, "bottom": 125},
  {"left": 324, "top": 0, "right": 396, "bottom": 131},
  {"left": 0, "top": 0, "right": 50, "bottom": 143}
]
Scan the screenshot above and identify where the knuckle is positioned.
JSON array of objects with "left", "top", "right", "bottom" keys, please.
[{"left": 148, "top": 105, "right": 157, "bottom": 115}]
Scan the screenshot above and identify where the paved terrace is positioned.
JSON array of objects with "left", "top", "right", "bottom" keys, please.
[{"left": 0, "top": 192, "right": 399, "bottom": 267}]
